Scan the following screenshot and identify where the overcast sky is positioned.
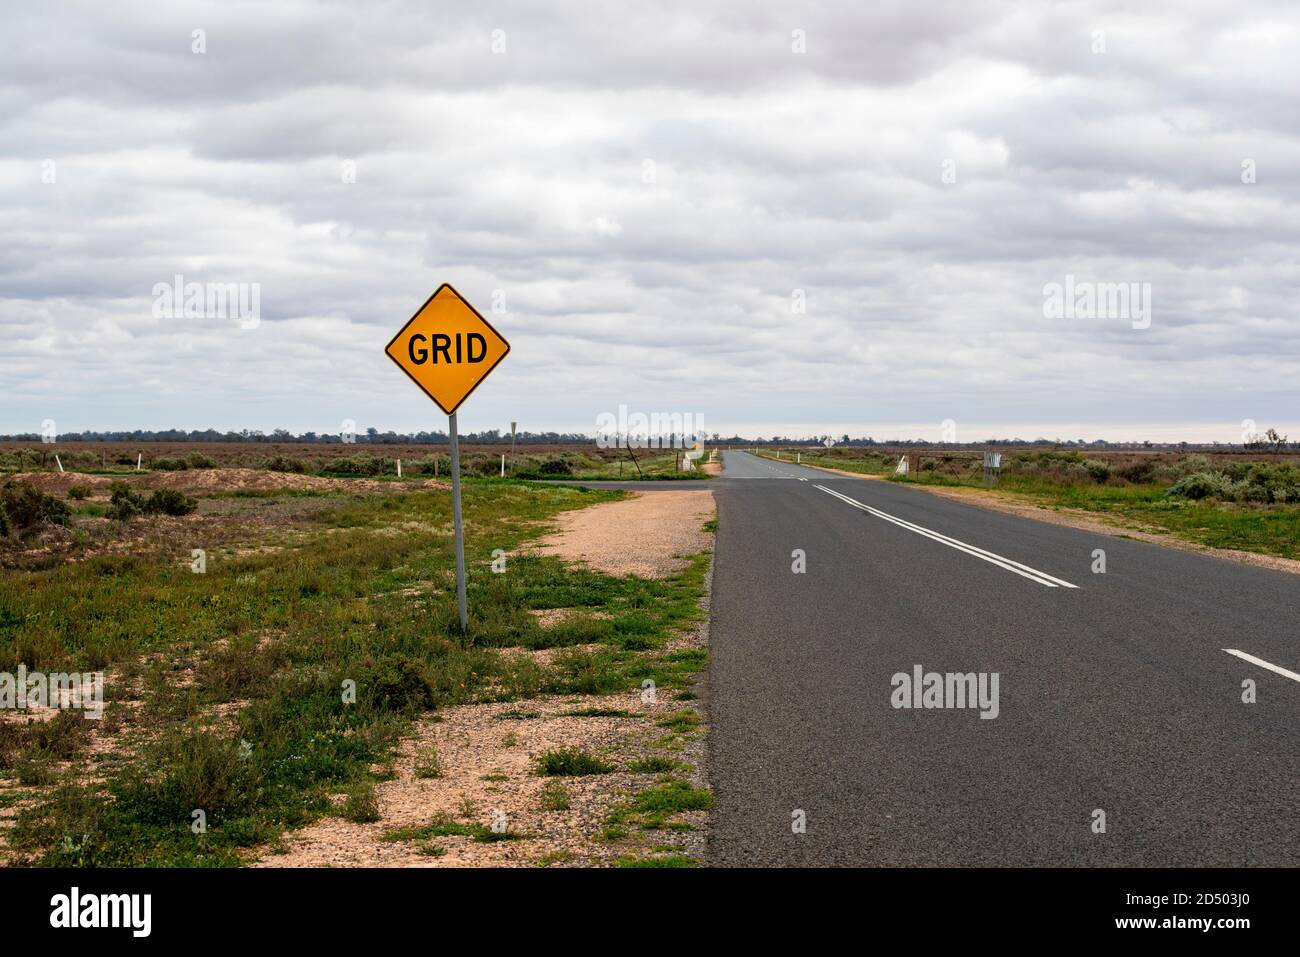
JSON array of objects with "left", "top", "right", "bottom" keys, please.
[{"left": 2, "top": 1, "right": 1297, "bottom": 442}]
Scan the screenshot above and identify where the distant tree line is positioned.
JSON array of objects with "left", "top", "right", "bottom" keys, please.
[
  {"left": 0, "top": 427, "right": 1291, "bottom": 451},
  {"left": 0, "top": 428, "right": 591, "bottom": 445}
]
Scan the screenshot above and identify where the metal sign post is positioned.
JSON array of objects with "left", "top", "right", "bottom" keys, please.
[
  {"left": 449, "top": 412, "right": 468, "bottom": 632},
  {"left": 384, "top": 283, "right": 510, "bottom": 635}
]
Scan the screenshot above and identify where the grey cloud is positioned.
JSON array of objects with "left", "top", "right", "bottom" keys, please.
[{"left": 1, "top": 0, "right": 1298, "bottom": 438}]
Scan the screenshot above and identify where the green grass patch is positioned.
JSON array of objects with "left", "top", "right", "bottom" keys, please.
[
  {"left": 534, "top": 747, "right": 614, "bottom": 776},
  {"left": 606, "top": 778, "right": 715, "bottom": 834},
  {"left": 655, "top": 710, "right": 701, "bottom": 734}
]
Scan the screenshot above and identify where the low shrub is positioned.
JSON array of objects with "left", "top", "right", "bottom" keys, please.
[
  {"left": 107, "top": 483, "right": 147, "bottom": 520},
  {"left": 145, "top": 488, "right": 198, "bottom": 517},
  {"left": 107, "top": 484, "right": 197, "bottom": 519},
  {"left": 321, "top": 454, "right": 388, "bottom": 476},
  {"left": 1016, "top": 450, "right": 1085, "bottom": 468},
  {"left": 1, "top": 480, "right": 72, "bottom": 531},
  {"left": 1166, "top": 472, "right": 1222, "bottom": 500},
  {"left": 536, "top": 457, "right": 574, "bottom": 476},
  {"left": 468, "top": 456, "right": 504, "bottom": 477},
  {"left": 264, "top": 455, "right": 310, "bottom": 473},
  {"left": 363, "top": 655, "right": 435, "bottom": 713},
  {"left": 112, "top": 732, "right": 259, "bottom": 826},
  {"left": 1167, "top": 455, "right": 1213, "bottom": 479},
  {"left": 1114, "top": 460, "right": 1157, "bottom": 484},
  {"left": 401, "top": 455, "right": 444, "bottom": 476},
  {"left": 1165, "top": 463, "right": 1300, "bottom": 504},
  {"left": 1083, "top": 459, "right": 1111, "bottom": 482}
]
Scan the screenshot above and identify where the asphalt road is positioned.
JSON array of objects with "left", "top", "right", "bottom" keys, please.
[{"left": 706, "top": 450, "right": 1300, "bottom": 866}]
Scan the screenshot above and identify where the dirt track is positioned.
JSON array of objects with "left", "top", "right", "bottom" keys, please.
[{"left": 533, "top": 490, "right": 715, "bottom": 577}]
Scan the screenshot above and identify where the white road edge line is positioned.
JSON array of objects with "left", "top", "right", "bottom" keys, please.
[
  {"left": 813, "top": 484, "right": 1079, "bottom": 589},
  {"left": 1222, "top": 649, "right": 1300, "bottom": 684}
]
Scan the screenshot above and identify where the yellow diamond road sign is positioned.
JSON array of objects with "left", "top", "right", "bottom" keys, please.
[{"left": 385, "top": 284, "right": 510, "bottom": 415}]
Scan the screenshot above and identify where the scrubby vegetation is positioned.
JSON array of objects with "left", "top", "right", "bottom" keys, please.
[
  {"left": 152, "top": 452, "right": 217, "bottom": 471},
  {"left": 1165, "top": 462, "right": 1300, "bottom": 504},
  {"left": 107, "top": 483, "right": 197, "bottom": 520},
  {"left": 0, "top": 480, "right": 71, "bottom": 535},
  {"left": 264, "top": 454, "right": 312, "bottom": 473},
  {"left": 0, "top": 439, "right": 711, "bottom": 482},
  {"left": 0, "top": 480, "right": 710, "bottom": 865}
]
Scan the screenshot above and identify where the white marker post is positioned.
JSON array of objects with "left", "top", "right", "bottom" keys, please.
[
  {"left": 55, "top": 455, "right": 64, "bottom": 473},
  {"left": 136, "top": 453, "right": 142, "bottom": 471},
  {"left": 500, "top": 454, "right": 505, "bottom": 477},
  {"left": 397, "top": 458, "right": 402, "bottom": 478},
  {"left": 449, "top": 413, "right": 468, "bottom": 632}
]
